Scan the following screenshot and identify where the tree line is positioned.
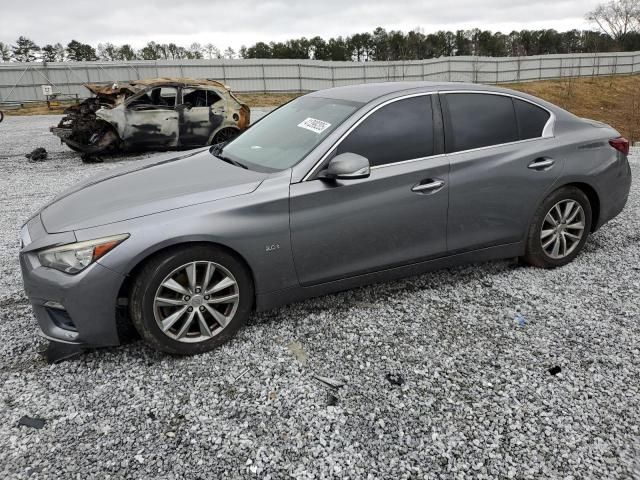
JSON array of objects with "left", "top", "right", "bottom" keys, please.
[{"left": 1, "top": 0, "right": 638, "bottom": 63}]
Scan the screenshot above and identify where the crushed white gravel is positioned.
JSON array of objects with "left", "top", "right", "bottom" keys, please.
[{"left": 0, "top": 114, "right": 639, "bottom": 479}]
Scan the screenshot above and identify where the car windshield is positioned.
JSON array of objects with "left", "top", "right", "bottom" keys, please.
[{"left": 218, "top": 96, "right": 363, "bottom": 172}]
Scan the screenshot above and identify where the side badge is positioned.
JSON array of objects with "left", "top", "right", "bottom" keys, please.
[{"left": 265, "top": 244, "right": 280, "bottom": 252}]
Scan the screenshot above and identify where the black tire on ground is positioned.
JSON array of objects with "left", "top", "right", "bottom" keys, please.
[
  {"left": 211, "top": 127, "right": 240, "bottom": 145},
  {"left": 522, "top": 186, "right": 592, "bottom": 268},
  {"left": 65, "top": 142, "right": 84, "bottom": 153},
  {"left": 0, "top": 110, "right": 4, "bottom": 123},
  {"left": 129, "top": 244, "right": 254, "bottom": 355}
]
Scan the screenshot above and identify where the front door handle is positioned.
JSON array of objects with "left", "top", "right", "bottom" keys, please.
[
  {"left": 528, "top": 158, "right": 555, "bottom": 170},
  {"left": 412, "top": 179, "right": 445, "bottom": 193}
]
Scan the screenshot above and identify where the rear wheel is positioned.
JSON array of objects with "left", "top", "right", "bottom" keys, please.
[
  {"left": 522, "top": 186, "right": 592, "bottom": 268},
  {"left": 130, "top": 245, "right": 253, "bottom": 355}
]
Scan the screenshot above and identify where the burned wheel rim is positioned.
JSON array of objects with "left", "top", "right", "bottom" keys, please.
[
  {"left": 540, "top": 199, "right": 586, "bottom": 259},
  {"left": 212, "top": 128, "right": 239, "bottom": 144},
  {"left": 153, "top": 261, "right": 239, "bottom": 343}
]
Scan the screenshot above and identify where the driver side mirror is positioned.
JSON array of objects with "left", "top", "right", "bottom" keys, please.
[
  {"left": 176, "top": 103, "right": 192, "bottom": 111},
  {"left": 323, "top": 153, "right": 370, "bottom": 180}
]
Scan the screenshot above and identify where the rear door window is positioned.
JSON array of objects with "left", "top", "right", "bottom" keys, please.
[
  {"left": 336, "top": 95, "right": 435, "bottom": 167},
  {"left": 182, "top": 88, "right": 222, "bottom": 107},
  {"left": 442, "top": 93, "right": 518, "bottom": 152},
  {"left": 513, "top": 98, "right": 551, "bottom": 139}
]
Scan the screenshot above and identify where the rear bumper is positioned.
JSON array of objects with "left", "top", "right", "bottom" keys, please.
[
  {"left": 20, "top": 219, "right": 125, "bottom": 347},
  {"left": 594, "top": 154, "right": 632, "bottom": 230}
]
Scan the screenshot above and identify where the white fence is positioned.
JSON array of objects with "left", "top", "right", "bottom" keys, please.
[{"left": 0, "top": 51, "right": 639, "bottom": 103}]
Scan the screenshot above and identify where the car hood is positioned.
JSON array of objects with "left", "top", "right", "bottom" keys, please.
[{"left": 40, "top": 148, "right": 268, "bottom": 233}]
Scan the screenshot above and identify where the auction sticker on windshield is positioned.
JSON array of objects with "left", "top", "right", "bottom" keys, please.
[{"left": 297, "top": 117, "right": 332, "bottom": 134}]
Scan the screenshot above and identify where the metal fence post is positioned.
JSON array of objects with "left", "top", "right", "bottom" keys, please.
[
  {"left": 30, "top": 65, "right": 40, "bottom": 100},
  {"left": 298, "top": 63, "right": 302, "bottom": 92},
  {"left": 539, "top": 57, "right": 543, "bottom": 81}
]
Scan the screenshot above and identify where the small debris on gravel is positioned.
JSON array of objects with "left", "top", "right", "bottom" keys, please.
[
  {"left": 287, "top": 341, "right": 308, "bottom": 365},
  {"left": 313, "top": 374, "right": 346, "bottom": 389},
  {"left": 385, "top": 372, "right": 405, "bottom": 386},
  {"left": 24, "top": 147, "right": 47, "bottom": 162},
  {"left": 514, "top": 311, "right": 527, "bottom": 326},
  {"left": 17, "top": 416, "right": 45, "bottom": 429},
  {"left": 548, "top": 365, "right": 562, "bottom": 376},
  {"left": 233, "top": 367, "right": 250, "bottom": 382},
  {"left": 326, "top": 393, "right": 339, "bottom": 406}
]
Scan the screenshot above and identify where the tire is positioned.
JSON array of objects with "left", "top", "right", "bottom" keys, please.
[
  {"left": 65, "top": 142, "right": 84, "bottom": 153},
  {"left": 522, "top": 186, "right": 592, "bottom": 268},
  {"left": 211, "top": 127, "right": 240, "bottom": 145},
  {"left": 0, "top": 110, "right": 4, "bottom": 123},
  {"left": 129, "top": 245, "right": 254, "bottom": 355}
]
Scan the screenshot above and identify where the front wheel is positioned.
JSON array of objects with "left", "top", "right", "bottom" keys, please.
[
  {"left": 522, "top": 186, "right": 592, "bottom": 268},
  {"left": 130, "top": 245, "right": 254, "bottom": 355}
]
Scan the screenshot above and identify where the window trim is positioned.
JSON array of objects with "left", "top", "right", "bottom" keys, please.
[
  {"left": 441, "top": 91, "right": 555, "bottom": 150},
  {"left": 302, "top": 92, "right": 438, "bottom": 181},
  {"left": 301, "top": 90, "right": 555, "bottom": 182}
]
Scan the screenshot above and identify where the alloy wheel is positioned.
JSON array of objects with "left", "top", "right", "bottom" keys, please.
[
  {"left": 153, "top": 261, "right": 239, "bottom": 343},
  {"left": 540, "top": 199, "right": 586, "bottom": 259}
]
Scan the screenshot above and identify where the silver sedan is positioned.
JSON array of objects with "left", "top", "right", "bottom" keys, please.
[{"left": 20, "top": 82, "right": 631, "bottom": 355}]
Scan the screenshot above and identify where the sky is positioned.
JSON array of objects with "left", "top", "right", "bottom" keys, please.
[{"left": 0, "top": 0, "right": 601, "bottom": 52}]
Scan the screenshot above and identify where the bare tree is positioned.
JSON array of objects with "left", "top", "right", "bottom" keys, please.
[
  {"left": 586, "top": 0, "right": 640, "bottom": 48},
  {"left": 188, "top": 42, "right": 203, "bottom": 59},
  {"left": 223, "top": 47, "right": 236, "bottom": 59},
  {"left": 97, "top": 42, "right": 119, "bottom": 61},
  {"left": 203, "top": 43, "right": 221, "bottom": 59}
]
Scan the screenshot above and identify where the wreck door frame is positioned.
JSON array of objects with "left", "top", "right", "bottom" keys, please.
[
  {"left": 178, "top": 87, "right": 226, "bottom": 148},
  {"left": 122, "top": 86, "right": 180, "bottom": 150}
]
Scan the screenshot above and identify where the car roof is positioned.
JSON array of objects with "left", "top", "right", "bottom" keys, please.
[
  {"left": 308, "top": 81, "right": 532, "bottom": 103},
  {"left": 307, "top": 81, "right": 570, "bottom": 118}
]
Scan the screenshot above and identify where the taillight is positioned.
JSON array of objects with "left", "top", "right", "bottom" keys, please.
[{"left": 609, "top": 137, "right": 629, "bottom": 156}]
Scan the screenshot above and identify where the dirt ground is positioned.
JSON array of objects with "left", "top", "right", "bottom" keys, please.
[
  {"left": 4, "top": 75, "right": 639, "bottom": 140},
  {"left": 506, "top": 75, "right": 640, "bottom": 142}
]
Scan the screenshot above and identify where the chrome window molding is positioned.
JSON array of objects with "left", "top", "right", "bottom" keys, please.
[{"left": 301, "top": 89, "right": 556, "bottom": 181}]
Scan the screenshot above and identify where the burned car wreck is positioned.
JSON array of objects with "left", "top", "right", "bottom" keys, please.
[{"left": 51, "top": 78, "right": 250, "bottom": 156}]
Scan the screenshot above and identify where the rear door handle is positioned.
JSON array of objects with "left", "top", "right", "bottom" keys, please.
[
  {"left": 412, "top": 179, "right": 445, "bottom": 193},
  {"left": 528, "top": 158, "right": 555, "bottom": 170}
]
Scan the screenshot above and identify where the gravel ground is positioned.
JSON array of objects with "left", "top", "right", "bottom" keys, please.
[{"left": 0, "top": 114, "right": 639, "bottom": 479}]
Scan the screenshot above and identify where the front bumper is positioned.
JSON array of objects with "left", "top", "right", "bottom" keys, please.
[{"left": 20, "top": 217, "right": 125, "bottom": 347}]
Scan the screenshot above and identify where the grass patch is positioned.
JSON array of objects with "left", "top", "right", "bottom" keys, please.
[{"left": 506, "top": 75, "right": 640, "bottom": 142}]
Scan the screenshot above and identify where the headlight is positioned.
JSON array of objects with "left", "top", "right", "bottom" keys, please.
[{"left": 38, "top": 234, "right": 129, "bottom": 274}]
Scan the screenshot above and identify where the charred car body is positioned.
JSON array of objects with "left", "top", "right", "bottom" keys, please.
[{"left": 51, "top": 78, "right": 250, "bottom": 155}]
